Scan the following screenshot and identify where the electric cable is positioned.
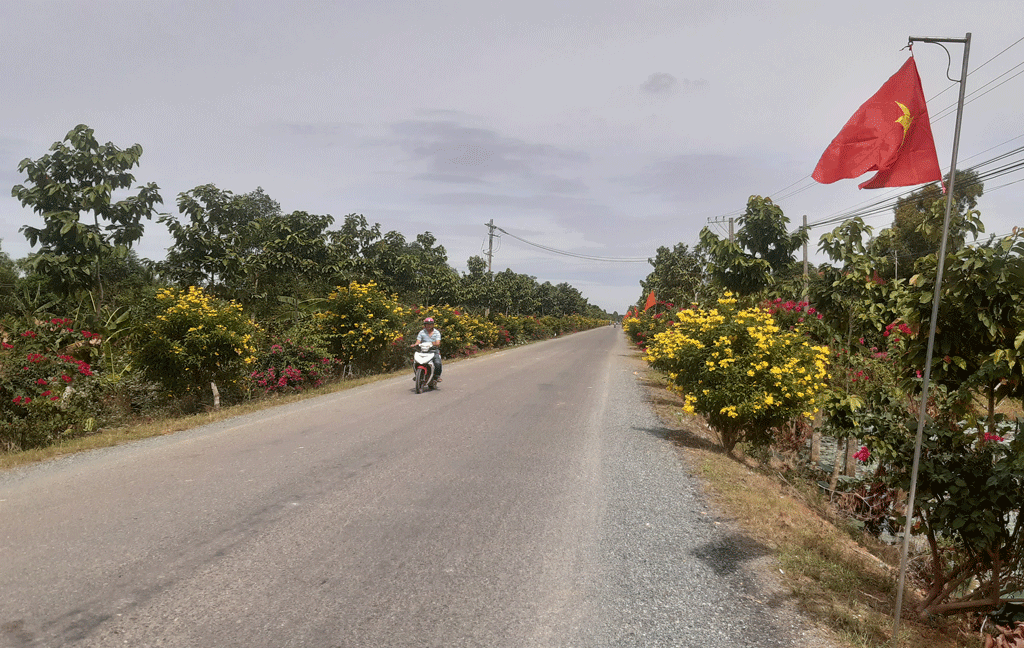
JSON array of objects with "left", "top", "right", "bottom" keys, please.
[{"left": 492, "top": 226, "right": 650, "bottom": 263}]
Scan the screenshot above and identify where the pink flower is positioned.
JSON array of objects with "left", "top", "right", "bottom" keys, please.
[
  {"left": 853, "top": 446, "right": 871, "bottom": 462},
  {"left": 983, "top": 432, "right": 1005, "bottom": 443}
]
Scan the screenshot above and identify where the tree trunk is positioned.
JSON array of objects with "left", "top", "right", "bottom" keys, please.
[
  {"left": 844, "top": 437, "right": 857, "bottom": 477},
  {"left": 828, "top": 437, "right": 843, "bottom": 491},
  {"left": 988, "top": 384, "right": 996, "bottom": 437}
]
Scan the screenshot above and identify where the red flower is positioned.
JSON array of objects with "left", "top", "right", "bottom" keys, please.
[
  {"left": 36, "top": 378, "right": 48, "bottom": 385},
  {"left": 61, "top": 375, "right": 72, "bottom": 383},
  {"left": 983, "top": 432, "right": 1005, "bottom": 443},
  {"left": 1, "top": 342, "right": 12, "bottom": 350}
]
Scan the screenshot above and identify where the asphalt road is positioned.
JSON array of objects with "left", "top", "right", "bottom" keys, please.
[{"left": 1, "top": 327, "right": 825, "bottom": 647}]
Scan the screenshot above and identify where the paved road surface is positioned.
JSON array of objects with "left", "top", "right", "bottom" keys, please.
[{"left": 1, "top": 327, "right": 822, "bottom": 647}]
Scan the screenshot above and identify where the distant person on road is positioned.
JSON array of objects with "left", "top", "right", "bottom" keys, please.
[{"left": 412, "top": 317, "right": 442, "bottom": 382}]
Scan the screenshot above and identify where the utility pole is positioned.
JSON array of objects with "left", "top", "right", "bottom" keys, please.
[
  {"left": 707, "top": 216, "right": 735, "bottom": 243},
  {"left": 484, "top": 219, "right": 496, "bottom": 273},
  {"left": 802, "top": 215, "right": 809, "bottom": 304}
]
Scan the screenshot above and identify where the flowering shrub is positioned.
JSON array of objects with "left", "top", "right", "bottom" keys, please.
[
  {"left": 644, "top": 293, "right": 830, "bottom": 453},
  {"left": 820, "top": 318, "right": 915, "bottom": 465},
  {"left": 132, "top": 286, "right": 260, "bottom": 402},
  {"left": 315, "top": 282, "right": 407, "bottom": 373},
  {"left": 885, "top": 416, "right": 1024, "bottom": 617},
  {"left": 249, "top": 339, "right": 339, "bottom": 395},
  {"left": 622, "top": 308, "right": 676, "bottom": 350},
  {"left": 492, "top": 315, "right": 554, "bottom": 344},
  {"left": 0, "top": 318, "right": 102, "bottom": 450}
]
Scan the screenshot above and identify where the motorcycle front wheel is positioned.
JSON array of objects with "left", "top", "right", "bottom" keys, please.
[{"left": 415, "top": 367, "right": 426, "bottom": 394}]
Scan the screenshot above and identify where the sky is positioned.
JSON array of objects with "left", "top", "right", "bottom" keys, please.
[{"left": 1, "top": 1, "right": 1021, "bottom": 313}]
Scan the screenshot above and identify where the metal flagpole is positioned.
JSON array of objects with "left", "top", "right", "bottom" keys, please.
[{"left": 892, "top": 32, "right": 971, "bottom": 639}]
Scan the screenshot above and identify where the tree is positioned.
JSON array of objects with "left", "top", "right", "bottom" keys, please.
[
  {"left": 12, "top": 125, "right": 163, "bottom": 311},
  {"left": 698, "top": 196, "right": 806, "bottom": 297},
  {"left": 873, "top": 168, "right": 984, "bottom": 279},
  {"left": 161, "top": 185, "right": 337, "bottom": 315},
  {"left": 0, "top": 241, "right": 21, "bottom": 317},
  {"left": 405, "top": 232, "right": 460, "bottom": 306},
  {"left": 640, "top": 243, "right": 711, "bottom": 307},
  {"left": 902, "top": 230, "right": 1024, "bottom": 433}
]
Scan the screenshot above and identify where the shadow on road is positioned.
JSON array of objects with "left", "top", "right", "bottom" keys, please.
[{"left": 690, "top": 532, "right": 772, "bottom": 577}]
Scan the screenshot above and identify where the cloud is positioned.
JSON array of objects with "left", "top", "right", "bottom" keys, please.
[
  {"left": 256, "top": 121, "right": 358, "bottom": 148},
  {"left": 639, "top": 73, "right": 710, "bottom": 98},
  {"left": 619, "top": 153, "right": 763, "bottom": 203},
  {"left": 641, "top": 73, "right": 677, "bottom": 96},
  {"left": 378, "top": 118, "right": 589, "bottom": 186}
]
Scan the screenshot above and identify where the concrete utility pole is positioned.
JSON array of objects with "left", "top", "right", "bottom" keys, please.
[
  {"left": 706, "top": 216, "right": 735, "bottom": 243},
  {"left": 484, "top": 219, "right": 496, "bottom": 273},
  {"left": 802, "top": 214, "right": 809, "bottom": 304}
]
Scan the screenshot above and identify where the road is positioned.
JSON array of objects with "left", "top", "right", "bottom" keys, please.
[{"left": 1, "top": 327, "right": 822, "bottom": 647}]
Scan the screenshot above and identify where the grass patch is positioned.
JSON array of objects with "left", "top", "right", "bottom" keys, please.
[{"left": 638, "top": 359, "right": 984, "bottom": 648}]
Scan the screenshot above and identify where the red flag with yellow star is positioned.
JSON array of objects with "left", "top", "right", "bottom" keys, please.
[{"left": 813, "top": 57, "right": 941, "bottom": 189}]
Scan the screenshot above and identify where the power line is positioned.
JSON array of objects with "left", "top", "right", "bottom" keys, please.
[
  {"left": 931, "top": 59, "right": 1024, "bottom": 122},
  {"left": 925, "top": 34, "right": 1024, "bottom": 103},
  {"left": 492, "top": 226, "right": 651, "bottom": 263}
]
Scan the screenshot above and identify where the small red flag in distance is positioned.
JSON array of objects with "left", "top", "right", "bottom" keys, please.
[
  {"left": 813, "top": 57, "right": 942, "bottom": 189},
  {"left": 644, "top": 291, "right": 656, "bottom": 312}
]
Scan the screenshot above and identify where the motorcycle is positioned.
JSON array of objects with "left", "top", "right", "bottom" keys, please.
[{"left": 412, "top": 341, "right": 439, "bottom": 393}]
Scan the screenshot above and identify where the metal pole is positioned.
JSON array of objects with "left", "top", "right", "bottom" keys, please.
[
  {"left": 893, "top": 32, "right": 970, "bottom": 639},
  {"left": 728, "top": 217, "right": 734, "bottom": 243}
]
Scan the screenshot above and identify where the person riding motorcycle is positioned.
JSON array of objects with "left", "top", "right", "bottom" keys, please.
[{"left": 411, "top": 317, "right": 442, "bottom": 382}]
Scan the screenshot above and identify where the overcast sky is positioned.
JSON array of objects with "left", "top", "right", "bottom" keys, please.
[{"left": 2, "top": 1, "right": 1021, "bottom": 312}]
